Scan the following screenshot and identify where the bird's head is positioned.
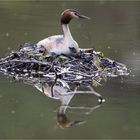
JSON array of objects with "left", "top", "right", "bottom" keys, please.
[
  {"left": 57, "top": 113, "right": 86, "bottom": 128},
  {"left": 61, "top": 9, "right": 90, "bottom": 24}
]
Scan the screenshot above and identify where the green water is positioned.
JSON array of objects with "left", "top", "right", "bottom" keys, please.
[{"left": 0, "top": 1, "right": 140, "bottom": 139}]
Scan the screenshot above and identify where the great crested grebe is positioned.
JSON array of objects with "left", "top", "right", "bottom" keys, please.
[{"left": 36, "top": 9, "right": 90, "bottom": 55}]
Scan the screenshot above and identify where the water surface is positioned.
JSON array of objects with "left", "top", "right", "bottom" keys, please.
[{"left": 0, "top": 1, "right": 140, "bottom": 139}]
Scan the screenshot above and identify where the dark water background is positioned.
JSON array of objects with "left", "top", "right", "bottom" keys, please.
[{"left": 0, "top": 1, "right": 140, "bottom": 139}]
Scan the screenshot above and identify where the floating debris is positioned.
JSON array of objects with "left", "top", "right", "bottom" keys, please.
[
  {"left": 11, "top": 110, "right": 16, "bottom": 114},
  {"left": 5, "top": 33, "right": 10, "bottom": 37}
]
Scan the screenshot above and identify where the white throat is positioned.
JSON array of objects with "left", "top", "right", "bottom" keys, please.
[{"left": 62, "top": 24, "right": 73, "bottom": 41}]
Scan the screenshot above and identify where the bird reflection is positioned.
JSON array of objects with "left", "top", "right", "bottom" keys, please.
[
  {"left": 57, "top": 112, "right": 86, "bottom": 128},
  {"left": 34, "top": 81, "right": 104, "bottom": 128},
  {"left": 56, "top": 103, "right": 102, "bottom": 128}
]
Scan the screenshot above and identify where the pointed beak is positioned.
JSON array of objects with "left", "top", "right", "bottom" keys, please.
[
  {"left": 66, "top": 120, "right": 86, "bottom": 128},
  {"left": 78, "top": 14, "right": 90, "bottom": 20}
]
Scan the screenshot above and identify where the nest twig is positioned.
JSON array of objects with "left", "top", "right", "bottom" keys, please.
[{"left": 0, "top": 44, "right": 129, "bottom": 89}]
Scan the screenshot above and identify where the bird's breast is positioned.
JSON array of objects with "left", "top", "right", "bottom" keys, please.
[{"left": 36, "top": 35, "right": 79, "bottom": 55}]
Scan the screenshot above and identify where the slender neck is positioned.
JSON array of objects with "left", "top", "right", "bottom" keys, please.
[{"left": 62, "top": 24, "right": 73, "bottom": 40}]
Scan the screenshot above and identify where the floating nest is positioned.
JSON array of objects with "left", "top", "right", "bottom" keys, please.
[{"left": 0, "top": 43, "right": 129, "bottom": 89}]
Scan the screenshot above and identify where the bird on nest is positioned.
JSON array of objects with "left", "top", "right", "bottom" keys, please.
[{"left": 21, "top": 9, "right": 92, "bottom": 55}]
